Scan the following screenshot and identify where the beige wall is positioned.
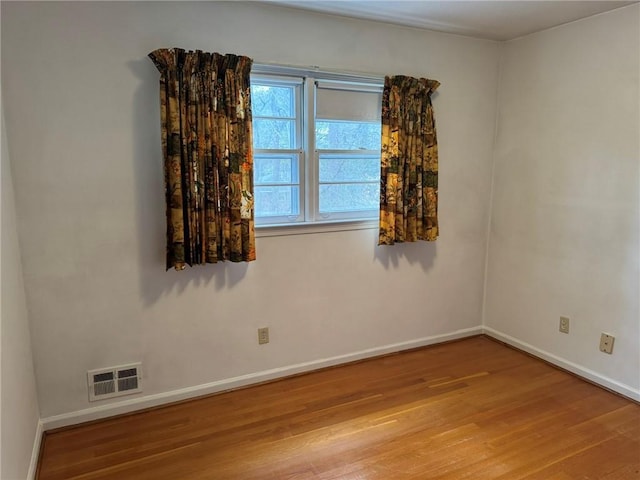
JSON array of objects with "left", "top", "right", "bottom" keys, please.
[
  {"left": 484, "top": 5, "right": 640, "bottom": 396},
  {"left": 1, "top": 105, "right": 41, "bottom": 479},
  {"left": 1, "top": 1, "right": 500, "bottom": 421}
]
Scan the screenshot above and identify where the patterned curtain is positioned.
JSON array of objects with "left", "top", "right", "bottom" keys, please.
[
  {"left": 148, "top": 48, "right": 256, "bottom": 270},
  {"left": 379, "top": 75, "right": 440, "bottom": 245}
]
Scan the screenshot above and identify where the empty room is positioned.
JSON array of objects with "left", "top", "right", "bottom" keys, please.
[{"left": 1, "top": 1, "right": 639, "bottom": 479}]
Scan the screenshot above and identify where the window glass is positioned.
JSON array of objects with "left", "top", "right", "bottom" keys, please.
[
  {"left": 319, "top": 184, "right": 379, "bottom": 213},
  {"left": 315, "top": 121, "right": 381, "bottom": 150},
  {"left": 254, "top": 186, "right": 300, "bottom": 217},
  {"left": 319, "top": 154, "right": 380, "bottom": 182},
  {"left": 254, "top": 154, "right": 298, "bottom": 184},
  {"left": 251, "top": 85, "right": 294, "bottom": 118},
  {"left": 253, "top": 118, "right": 296, "bottom": 149}
]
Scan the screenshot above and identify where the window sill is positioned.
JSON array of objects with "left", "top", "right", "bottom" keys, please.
[{"left": 256, "top": 218, "right": 378, "bottom": 238}]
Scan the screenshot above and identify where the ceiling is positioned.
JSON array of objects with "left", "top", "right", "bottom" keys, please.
[{"left": 268, "top": 1, "right": 636, "bottom": 41}]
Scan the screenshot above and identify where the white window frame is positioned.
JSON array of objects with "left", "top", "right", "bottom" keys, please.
[
  {"left": 251, "top": 75, "right": 305, "bottom": 226},
  {"left": 251, "top": 65, "right": 383, "bottom": 237}
]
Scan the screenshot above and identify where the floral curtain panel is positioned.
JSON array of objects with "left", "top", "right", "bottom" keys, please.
[
  {"left": 379, "top": 75, "right": 440, "bottom": 245},
  {"left": 149, "top": 48, "right": 256, "bottom": 270}
]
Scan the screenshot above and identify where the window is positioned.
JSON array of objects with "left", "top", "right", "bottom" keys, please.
[{"left": 251, "top": 67, "right": 382, "bottom": 230}]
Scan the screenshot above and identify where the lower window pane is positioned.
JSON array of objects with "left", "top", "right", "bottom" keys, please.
[
  {"left": 319, "top": 154, "right": 380, "bottom": 182},
  {"left": 255, "top": 186, "right": 300, "bottom": 217},
  {"left": 319, "top": 183, "right": 379, "bottom": 214},
  {"left": 254, "top": 154, "right": 298, "bottom": 184}
]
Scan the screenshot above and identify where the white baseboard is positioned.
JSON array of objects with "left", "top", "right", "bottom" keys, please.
[
  {"left": 41, "top": 326, "right": 483, "bottom": 431},
  {"left": 483, "top": 326, "right": 640, "bottom": 402},
  {"left": 27, "top": 420, "right": 44, "bottom": 480}
]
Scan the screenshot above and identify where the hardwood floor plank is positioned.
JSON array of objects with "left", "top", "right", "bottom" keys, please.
[{"left": 37, "top": 337, "right": 640, "bottom": 479}]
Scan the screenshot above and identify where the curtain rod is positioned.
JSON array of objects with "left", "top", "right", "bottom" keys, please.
[{"left": 252, "top": 61, "right": 386, "bottom": 83}]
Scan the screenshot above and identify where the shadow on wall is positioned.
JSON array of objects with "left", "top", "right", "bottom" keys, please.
[
  {"left": 373, "top": 238, "right": 437, "bottom": 272},
  {"left": 128, "top": 58, "right": 248, "bottom": 307}
]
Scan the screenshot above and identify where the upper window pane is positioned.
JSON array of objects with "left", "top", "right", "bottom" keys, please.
[
  {"left": 251, "top": 85, "right": 294, "bottom": 118},
  {"left": 316, "top": 121, "right": 381, "bottom": 150},
  {"left": 253, "top": 118, "right": 296, "bottom": 149}
]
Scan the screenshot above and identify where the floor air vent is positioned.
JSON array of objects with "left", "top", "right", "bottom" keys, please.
[{"left": 88, "top": 363, "right": 142, "bottom": 401}]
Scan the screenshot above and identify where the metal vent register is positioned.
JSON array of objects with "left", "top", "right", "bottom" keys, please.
[{"left": 87, "top": 363, "right": 142, "bottom": 401}]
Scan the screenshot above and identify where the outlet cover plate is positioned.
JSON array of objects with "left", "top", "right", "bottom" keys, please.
[
  {"left": 599, "top": 333, "right": 615, "bottom": 354},
  {"left": 559, "top": 316, "right": 570, "bottom": 334},
  {"left": 258, "top": 327, "right": 269, "bottom": 345}
]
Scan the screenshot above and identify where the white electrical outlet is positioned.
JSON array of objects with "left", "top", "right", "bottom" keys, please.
[
  {"left": 559, "top": 316, "right": 570, "bottom": 334},
  {"left": 258, "top": 327, "right": 269, "bottom": 345},
  {"left": 599, "top": 333, "right": 615, "bottom": 354}
]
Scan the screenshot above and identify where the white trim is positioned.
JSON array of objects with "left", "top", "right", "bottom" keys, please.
[
  {"left": 315, "top": 80, "right": 383, "bottom": 93},
  {"left": 480, "top": 42, "right": 504, "bottom": 329},
  {"left": 252, "top": 62, "right": 385, "bottom": 84},
  {"left": 483, "top": 326, "right": 640, "bottom": 402},
  {"left": 250, "top": 73, "right": 303, "bottom": 85},
  {"left": 40, "top": 326, "right": 482, "bottom": 431},
  {"left": 256, "top": 217, "right": 377, "bottom": 237},
  {"left": 27, "top": 420, "right": 44, "bottom": 480}
]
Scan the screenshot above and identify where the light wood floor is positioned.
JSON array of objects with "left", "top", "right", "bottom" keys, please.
[{"left": 37, "top": 336, "right": 640, "bottom": 479}]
